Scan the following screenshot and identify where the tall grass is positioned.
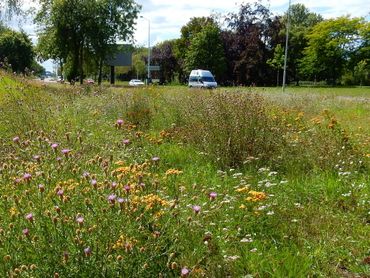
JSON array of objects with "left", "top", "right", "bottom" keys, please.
[{"left": 0, "top": 72, "right": 369, "bottom": 277}]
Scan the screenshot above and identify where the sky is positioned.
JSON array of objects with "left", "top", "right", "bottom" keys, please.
[{"left": 3, "top": 0, "right": 369, "bottom": 71}]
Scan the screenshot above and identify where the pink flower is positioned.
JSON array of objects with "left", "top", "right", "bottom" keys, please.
[
  {"left": 61, "top": 149, "right": 71, "bottom": 156},
  {"left": 38, "top": 184, "right": 45, "bottom": 193},
  {"left": 111, "top": 182, "right": 117, "bottom": 189},
  {"left": 84, "top": 247, "right": 92, "bottom": 256},
  {"left": 124, "top": 185, "right": 131, "bottom": 193},
  {"left": 76, "top": 216, "right": 84, "bottom": 226},
  {"left": 91, "top": 179, "right": 97, "bottom": 187},
  {"left": 192, "top": 205, "right": 201, "bottom": 214},
  {"left": 23, "top": 228, "right": 30, "bottom": 236},
  {"left": 23, "top": 173, "right": 32, "bottom": 182},
  {"left": 108, "top": 194, "right": 116, "bottom": 204},
  {"left": 181, "top": 267, "right": 190, "bottom": 277},
  {"left": 13, "top": 136, "right": 20, "bottom": 143},
  {"left": 33, "top": 155, "right": 41, "bottom": 162},
  {"left": 116, "top": 119, "right": 124, "bottom": 126},
  {"left": 25, "top": 213, "right": 34, "bottom": 222},
  {"left": 57, "top": 189, "right": 64, "bottom": 197},
  {"left": 209, "top": 192, "right": 217, "bottom": 200},
  {"left": 51, "top": 143, "right": 59, "bottom": 150},
  {"left": 122, "top": 139, "right": 131, "bottom": 145}
]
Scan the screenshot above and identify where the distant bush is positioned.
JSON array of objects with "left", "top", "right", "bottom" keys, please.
[{"left": 170, "top": 90, "right": 365, "bottom": 174}]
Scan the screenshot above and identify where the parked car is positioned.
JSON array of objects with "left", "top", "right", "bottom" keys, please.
[
  {"left": 86, "top": 79, "right": 95, "bottom": 84},
  {"left": 188, "top": 69, "right": 217, "bottom": 89},
  {"left": 129, "top": 79, "right": 145, "bottom": 86}
]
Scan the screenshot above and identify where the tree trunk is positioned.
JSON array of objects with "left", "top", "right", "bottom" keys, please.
[
  {"left": 79, "top": 44, "right": 84, "bottom": 85},
  {"left": 98, "top": 57, "right": 103, "bottom": 85},
  {"left": 276, "top": 69, "right": 279, "bottom": 87}
]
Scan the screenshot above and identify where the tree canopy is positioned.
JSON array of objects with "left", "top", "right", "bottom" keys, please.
[
  {"left": 0, "top": 28, "right": 34, "bottom": 73},
  {"left": 300, "top": 16, "right": 368, "bottom": 85},
  {"left": 35, "top": 0, "right": 140, "bottom": 84}
]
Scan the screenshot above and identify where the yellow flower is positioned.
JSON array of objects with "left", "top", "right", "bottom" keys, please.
[
  {"left": 246, "top": 191, "right": 267, "bottom": 202},
  {"left": 236, "top": 186, "right": 250, "bottom": 193},
  {"left": 9, "top": 207, "right": 18, "bottom": 217},
  {"left": 165, "top": 169, "right": 183, "bottom": 176}
]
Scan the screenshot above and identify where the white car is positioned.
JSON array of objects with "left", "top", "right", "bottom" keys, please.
[
  {"left": 188, "top": 69, "right": 217, "bottom": 89},
  {"left": 129, "top": 79, "right": 145, "bottom": 86}
]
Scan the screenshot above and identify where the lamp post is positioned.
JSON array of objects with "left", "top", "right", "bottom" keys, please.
[
  {"left": 282, "top": 0, "right": 291, "bottom": 92},
  {"left": 141, "top": 16, "right": 151, "bottom": 84}
]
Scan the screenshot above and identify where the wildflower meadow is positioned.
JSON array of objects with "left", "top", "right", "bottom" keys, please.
[{"left": 0, "top": 72, "right": 369, "bottom": 277}]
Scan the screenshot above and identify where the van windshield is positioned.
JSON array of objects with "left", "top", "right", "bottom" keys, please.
[{"left": 201, "top": 76, "right": 215, "bottom": 82}]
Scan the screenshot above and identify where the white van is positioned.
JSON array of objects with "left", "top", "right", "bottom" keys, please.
[{"left": 188, "top": 69, "right": 217, "bottom": 88}]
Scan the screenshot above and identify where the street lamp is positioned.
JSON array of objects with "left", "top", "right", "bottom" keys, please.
[
  {"left": 282, "top": 0, "right": 291, "bottom": 92},
  {"left": 140, "top": 16, "right": 151, "bottom": 84}
]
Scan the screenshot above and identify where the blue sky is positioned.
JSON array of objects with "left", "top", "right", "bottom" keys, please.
[{"left": 3, "top": 0, "right": 369, "bottom": 71}]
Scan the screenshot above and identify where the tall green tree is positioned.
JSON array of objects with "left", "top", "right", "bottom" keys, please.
[
  {"left": 35, "top": 0, "right": 140, "bottom": 84},
  {"left": 282, "top": 4, "right": 323, "bottom": 85},
  {"left": 132, "top": 47, "right": 147, "bottom": 79},
  {"left": 184, "top": 24, "right": 226, "bottom": 79},
  {"left": 267, "top": 44, "right": 284, "bottom": 86},
  {"left": 300, "top": 16, "right": 367, "bottom": 85},
  {"left": 0, "top": 28, "right": 34, "bottom": 73},
  {"left": 175, "top": 17, "right": 215, "bottom": 82}
]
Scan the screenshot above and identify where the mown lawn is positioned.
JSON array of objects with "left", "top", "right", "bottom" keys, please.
[{"left": 0, "top": 73, "right": 369, "bottom": 277}]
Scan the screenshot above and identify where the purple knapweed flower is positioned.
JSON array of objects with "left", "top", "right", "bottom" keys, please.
[
  {"left": 181, "top": 267, "right": 190, "bottom": 277},
  {"left": 33, "top": 155, "right": 41, "bottom": 162},
  {"left": 192, "top": 205, "right": 201, "bottom": 214},
  {"left": 61, "top": 149, "right": 71, "bottom": 156},
  {"left": 122, "top": 139, "right": 131, "bottom": 145},
  {"left": 38, "top": 184, "right": 45, "bottom": 193},
  {"left": 209, "top": 192, "right": 217, "bottom": 200},
  {"left": 13, "top": 136, "right": 20, "bottom": 143},
  {"left": 14, "top": 178, "right": 21, "bottom": 184},
  {"left": 82, "top": 171, "right": 90, "bottom": 178},
  {"left": 23, "top": 173, "right": 32, "bottom": 182},
  {"left": 23, "top": 228, "right": 30, "bottom": 236},
  {"left": 25, "top": 213, "right": 34, "bottom": 222},
  {"left": 57, "top": 189, "right": 64, "bottom": 197},
  {"left": 124, "top": 185, "right": 131, "bottom": 193},
  {"left": 108, "top": 194, "right": 116, "bottom": 204},
  {"left": 84, "top": 247, "right": 92, "bottom": 257},
  {"left": 116, "top": 119, "right": 124, "bottom": 127},
  {"left": 51, "top": 143, "right": 59, "bottom": 150},
  {"left": 76, "top": 216, "right": 84, "bottom": 225},
  {"left": 111, "top": 182, "right": 117, "bottom": 189},
  {"left": 91, "top": 179, "right": 97, "bottom": 187}
]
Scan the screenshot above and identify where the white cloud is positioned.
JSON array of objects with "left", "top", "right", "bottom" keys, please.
[{"left": 134, "top": 0, "right": 370, "bottom": 46}]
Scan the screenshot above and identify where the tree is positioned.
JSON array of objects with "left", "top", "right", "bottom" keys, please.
[
  {"left": 184, "top": 24, "right": 226, "bottom": 79},
  {"left": 281, "top": 4, "right": 323, "bottom": 85},
  {"left": 300, "top": 16, "right": 367, "bottom": 85},
  {"left": 0, "top": 28, "right": 34, "bottom": 73},
  {"left": 35, "top": 0, "right": 140, "bottom": 84},
  {"left": 225, "top": 2, "right": 277, "bottom": 85},
  {"left": 175, "top": 17, "right": 215, "bottom": 83},
  {"left": 151, "top": 40, "right": 179, "bottom": 84},
  {"left": 267, "top": 44, "right": 284, "bottom": 86},
  {"left": 0, "top": 0, "right": 23, "bottom": 19},
  {"left": 132, "top": 47, "right": 147, "bottom": 79},
  {"left": 354, "top": 60, "right": 369, "bottom": 86}
]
